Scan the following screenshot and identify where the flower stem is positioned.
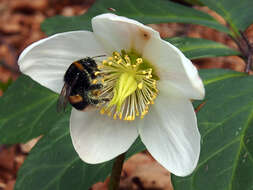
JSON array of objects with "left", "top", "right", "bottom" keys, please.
[{"left": 109, "top": 153, "right": 125, "bottom": 190}]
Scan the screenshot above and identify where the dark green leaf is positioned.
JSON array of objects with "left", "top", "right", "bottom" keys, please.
[
  {"left": 42, "top": 0, "right": 229, "bottom": 36},
  {"left": 0, "top": 75, "right": 67, "bottom": 144},
  {"left": 15, "top": 115, "right": 145, "bottom": 190},
  {"left": 198, "top": 0, "right": 253, "bottom": 34},
  {"left": 182, "top": 0, "right": 204, "bottom": 6},
  {"left": 166, "top": 37, "right": 240, "bottom": 59},
  {"left": 172, "top": 69, "right": 253, "bottom": 190}
]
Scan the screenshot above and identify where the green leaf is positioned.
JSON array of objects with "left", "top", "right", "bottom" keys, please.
[
  {"left": 172, "top": 69, "right": 253, "bottom": 190},
  {"left": 15, "top": 115, "right": 145, "bottom": 190},
  {"left": 182, "top": 0, "right": 204, "bottom": 6},
  {"left": 0, "top": 75, "right": 66, "bottom": 144},
  {"left": 166, "top": 37, "right": 240, "bottom": 59},
  {"left": 42, "top": 0, "right": 229, "bottom": 36},
  {"left": 198, "top": 0, "right": 253, "bottom": 35}
]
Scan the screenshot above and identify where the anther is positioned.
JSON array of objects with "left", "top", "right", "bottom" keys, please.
[
  {"left": 136, "top": 58, "right": 143, "bottom": 64},
  {"left": 113, "top": 52, "right": 121, "bottom": 58},
  {"left": 94, "top": 71, "right": 100, "bottom": 76},
  {"left": 119, "top": 112, "right": 123, "bottom": 120},
  {"left": 100, "top": 108, "right": 105, "bottom": 114},
  {"left": 138, "top": 82, "right": 143, "bottom": 89},
  {"left": 124, "top": 55, "right": 131, "bottom": 64},
  {"left": 117, "top": 59, "right": 123, "bottom": 64}
]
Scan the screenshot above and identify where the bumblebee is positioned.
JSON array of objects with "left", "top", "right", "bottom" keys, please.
[{"left": 57, "top": 56, "right": 107, "bottom": 112}]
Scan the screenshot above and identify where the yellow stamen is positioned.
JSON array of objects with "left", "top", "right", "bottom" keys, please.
[{"left": 97, "top": 51, "right": 159, "bottom": 121}]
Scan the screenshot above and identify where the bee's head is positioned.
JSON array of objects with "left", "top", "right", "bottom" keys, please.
[
  {"left": 80, "top": 57, "right": 98, "bottom": 70},
  {"left": 89, "top": 59, "right": 98, "bottom": 69}
]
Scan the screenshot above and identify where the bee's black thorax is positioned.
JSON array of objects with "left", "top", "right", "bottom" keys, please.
[
  {"left": 61, "top": 57, "right": 104, "bottom": 111},
  {"left": 79, "top": 57, "right": 98, "bottom": 79},
  {"left": 64, "top": 63, "right": 91, "bottom": 94}
]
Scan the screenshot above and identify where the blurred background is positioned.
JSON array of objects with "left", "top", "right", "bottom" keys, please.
[{"left": 0, "top": 0, "right": 252, "bottom": 189}]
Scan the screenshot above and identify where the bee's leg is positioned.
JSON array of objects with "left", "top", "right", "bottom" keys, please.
[
  {"left": 88, "top": 84, "right": 103, "bottom": 90},
  {"left": 89, "top": 97, "right": 110, "bottom": 105},
  {"left": 90, "top": 69, "right": 99, "bottom": 79},
  {"left": 89, "top": 98, "right": 100, "bottom": 105},
  {"left": 90, "top": 73, "right": 96, "bottom": 79},
  {"left": 101, "top": 97, "right": 110, "bottom": 102}
]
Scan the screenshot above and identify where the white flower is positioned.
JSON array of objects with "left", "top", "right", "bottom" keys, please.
[{"left": 18, "top": 13, "right": 205, "bottom": 177}]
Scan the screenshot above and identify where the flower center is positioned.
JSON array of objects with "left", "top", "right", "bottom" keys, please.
[{"left": 95, "top": 50, "right": 159, "bottom": 121}]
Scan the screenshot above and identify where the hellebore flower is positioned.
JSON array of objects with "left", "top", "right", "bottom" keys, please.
[{"left": 18, "top": 13, "right": 205, "bottom": 176}]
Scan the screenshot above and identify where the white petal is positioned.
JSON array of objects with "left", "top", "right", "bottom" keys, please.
[
  {"left": 70, "top": 108, "right": 139, "bottom": 164},
  {"left": 138, "top": 88, "right": 201, "bottom": 176},
  {"left": 18, "top": 31, "right": 106, "bottom": 94},
  {"left": 92, "top": 13, "right": 160, "bottom": 55},
  {"left": 143, "top": 37, "right": 205, "bottom": 100}
]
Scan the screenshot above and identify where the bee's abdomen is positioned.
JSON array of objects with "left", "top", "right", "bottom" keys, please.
[
  {"left": 69, "top": 94, "right": 83, "bottom": 104},
  {"left": 64, "top": 65, "right": 79, "bottom": 85},
  {"left": 69, "top": 94, "right": 90, "bottom": 110}
]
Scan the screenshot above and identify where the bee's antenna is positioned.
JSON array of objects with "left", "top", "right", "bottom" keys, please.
[{"left": 92, "top": 55, "right": 107, "bottom": 59}]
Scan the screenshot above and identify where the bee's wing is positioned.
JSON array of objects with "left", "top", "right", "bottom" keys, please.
[{"left": 57, "top": 83, "right": 72, "bottom": 112}]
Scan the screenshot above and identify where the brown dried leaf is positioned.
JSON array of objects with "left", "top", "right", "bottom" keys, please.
[{"left": 0, "top": 147, "right": 15, "bottom": 171}]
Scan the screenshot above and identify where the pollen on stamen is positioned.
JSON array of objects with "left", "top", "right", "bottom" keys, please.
[
  {"left": 92, "top": 79, "right": 98, "bottom": 84},
  {"left": 136, "top": 58, "right": 143, "bottom": 64},
  {"left": 96, "top": 51, "right": 159, "bottom": 121},
  {"left": 94, "top": 71, "right": 100, "bottom": 76},
  {"left": 138, "top": 83, "right": 143, "bottom": 89},
  {"left": 100, "top": 108, "right": 105, "bottom": 114}
]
